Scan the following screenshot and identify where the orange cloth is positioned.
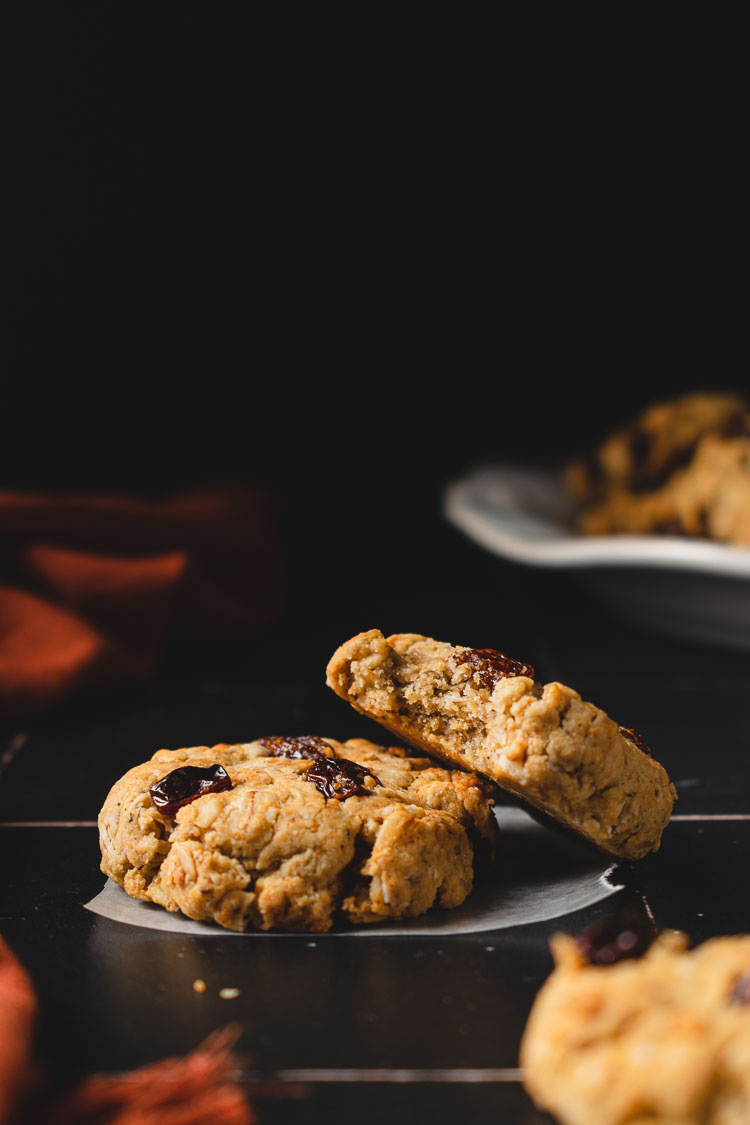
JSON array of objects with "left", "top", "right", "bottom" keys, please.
[
  {"left": 0, "top": 487, "right": 282, "bottom": 720},
  {"left": 0, "top": 937, "right": 253, "bottom": 1125},
  {"left": 0, "top": 938, "right": 36, "bottom": 1124}
]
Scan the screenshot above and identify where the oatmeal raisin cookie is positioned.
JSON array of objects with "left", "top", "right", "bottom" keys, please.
[{"left": 99, "top": 736, "right": 497, "bottom": 933}]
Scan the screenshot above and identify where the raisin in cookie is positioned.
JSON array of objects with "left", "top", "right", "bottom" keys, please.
[
  {"left": 98, "top": 736, "right": 497, "bottom": 933},
  {"left": 520, "top": 921, "right": 750, "bottom": 1125},
  {"left": 326, "top": 631, "right": 675, "bottom": 859}
]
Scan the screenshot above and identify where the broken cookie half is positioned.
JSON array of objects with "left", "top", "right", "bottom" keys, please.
[{"left": 326, "top": 631, "right": 675, "bottom": 860}]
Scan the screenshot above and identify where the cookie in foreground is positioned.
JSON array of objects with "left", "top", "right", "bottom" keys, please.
[
  {"left": 326, "top": 631, "right": 675, "bottom": 859},
  {"left": 520, "top": 915, "right": 750, "bottom": 1125},
  {"left": 98, "top": 736, "right": 497, "bottom": 933}
]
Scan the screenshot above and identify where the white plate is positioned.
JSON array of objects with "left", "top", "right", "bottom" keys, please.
[{"left": 444, "top": 464, "right": 750, "bottom": 650}]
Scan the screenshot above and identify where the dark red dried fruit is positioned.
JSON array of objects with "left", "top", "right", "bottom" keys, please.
[
  {"left": 455, "top": 648, "right": 535, "bottom": 689},
  {"left": 719, "top": 411, "right": 750, "bottom": 439},
  {"left": 305, "top": 754, "right": 379, "bottom": 801},
  {"left": 697, "top": 508, "right": 711, "bottom": 537},
  {"left": 150, "top": 764, "right": 232, "bottom": 816},
  {"left": 730, "top": 970, "right": 750, "bottom": 1006},
  {"left": 575, "top": 908, "right": 655, "bottom": 965},
  {"left": 629, "top": 428, "right": 653, "bottom": 471},
  {"left": 259, "top": 735, "right": 379, "bottom": 801},
  {"left": 259, "top": 735, "right": 335, "bottom": 760},
  {"left": 653, "top": 519, "right": 689, "bottom": 537},
  {"left": 618, "top": 726, "right": 652, "bottom": 757},
  {"left": 584, "top": 453, "right": 605, "bottom": 488}
]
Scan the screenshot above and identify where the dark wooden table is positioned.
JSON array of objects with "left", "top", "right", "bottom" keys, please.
[{"left": 2, "top": 520, "right": 749, "bottom": 1124}]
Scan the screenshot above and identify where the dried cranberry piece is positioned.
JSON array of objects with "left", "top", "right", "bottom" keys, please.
[
  {"left": 150, "top": 764, "right": 232, "bottom": 816},
  {"left": 730, "top": 970, "right": 750, "bottom": 1006},
  {"left": 696, "top": 508, "right": 711, "bottom": 537},
  {"left": 629, "top": 428, "right": 653, "bottom": 471},
  {"left": 259, "top": 735, "right": 334, "bottom": 760},
  {"left": 719, "top": 411, "right": 750, "bottom": 439},
  {"left": 305, "top": 755, "right": 379, "bottom": 801},
  {"left": 454, "top": 648, "right": 535, "bottom": 689},
  {"left": 653, "top": 520, "right": 689, "bottom": 537},
  {"left": 575, "top": 908, "right": 655, "bottom": 965},
  {"left": 258, "top": 735, "right": 379, "bottom": 801},
  {"left": 618, "top": 726, "right": 652, "bottom": 757},
  {"left": 584, "top": 452, "right": 605, "bottom": 488}
]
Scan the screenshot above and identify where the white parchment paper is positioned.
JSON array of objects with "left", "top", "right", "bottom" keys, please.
[{"left": 85, "top": 806, "right": 621, "bottom": 937}]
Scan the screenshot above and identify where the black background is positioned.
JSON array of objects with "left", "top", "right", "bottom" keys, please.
[
  {"left": 8, "top": 10, "right": 748, "bottom": 621},
  {"left": 5, "top": 15, "right": 750, "bottom": 1122}
]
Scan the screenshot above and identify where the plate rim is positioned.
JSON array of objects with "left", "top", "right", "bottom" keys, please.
[{"left": 443, "top": 466, "right": 750, "bottom": 577}]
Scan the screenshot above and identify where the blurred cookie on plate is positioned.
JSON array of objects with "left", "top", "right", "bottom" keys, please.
[{"left": 567, "top": 391, "right": 750, "bottom": 546}]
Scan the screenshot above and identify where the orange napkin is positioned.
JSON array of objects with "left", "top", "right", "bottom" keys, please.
[
  {"left": 0, "top": 938, "right": 36, "bottom": 1124},
  {"left": 0, "top": 486, "right": 282, "bottom": 721},
  {"left": 0, "top": 936, "right": 253, "bottom": 1125}
]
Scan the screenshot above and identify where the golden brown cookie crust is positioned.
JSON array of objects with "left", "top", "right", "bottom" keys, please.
[
  {"left": 326, "top": 631, "right": 675, "bottom": 859},
  {"left": 99, "top": 737, "right": 497, "bottom": 933},
  {"left": 520, "top": 931, "right": 750, "bottom": 1125}
]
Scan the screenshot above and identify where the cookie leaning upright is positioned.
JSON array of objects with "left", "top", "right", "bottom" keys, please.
[
  {"left": 98, "top": 736, "right": 497, "bottom": 934},
  {"left": 326, "top": 630, "right": 675, "bottom": 859}
]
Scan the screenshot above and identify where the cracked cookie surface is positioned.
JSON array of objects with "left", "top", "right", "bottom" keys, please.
[
  {"left": 520, "top": 930, "right": 750, "bottom": 1125},
  {"left": 326, "top": 631, "right": 675, "bottom": 859},
  {"left": 98, "top": 737, "right": 497, "bottom": 933}
]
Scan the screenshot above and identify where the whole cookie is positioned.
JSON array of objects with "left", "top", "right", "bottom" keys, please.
[
  {"left": 99, "top": 736, "right": 497, "bottom": 933},
  {"left": 520, "top": 925, "right": 750, "bottom": 1125},
  {"left": 326, "top": 631, "right": 675, "bottom": 859}
]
